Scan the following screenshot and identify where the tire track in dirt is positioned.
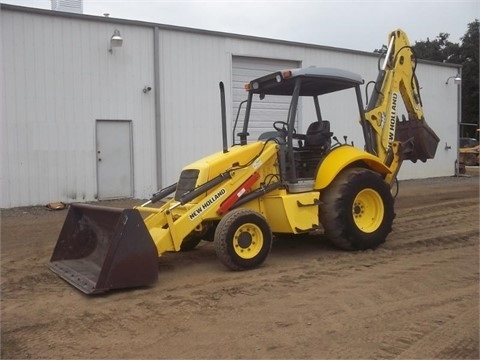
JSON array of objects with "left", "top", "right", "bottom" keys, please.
[
  {"left": 396, "top": 307, "right": 479, "bottom": 359},
  {"left": 144, "top": 242, "right": 478, "bottom": 359},
  {"left": 1, "top": 176, "right": 478, "bottom": 359},
  {"left": 120, "top": 181, "right": 478, "bottom": 358}
]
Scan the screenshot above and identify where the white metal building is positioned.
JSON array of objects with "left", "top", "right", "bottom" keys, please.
[{"left": 1, "top": 4, "right": 461, "bottom": 208}]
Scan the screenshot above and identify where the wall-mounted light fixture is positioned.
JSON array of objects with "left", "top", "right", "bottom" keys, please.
[
  {"left": 445, "top": 74, "right": 461, "bottom": 85},
  {"left": 108, "top": 29, "right": 123, "bottom": 54}
]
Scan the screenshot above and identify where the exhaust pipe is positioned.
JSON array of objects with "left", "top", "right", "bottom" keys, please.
[{"left": 220, "top": 81, "right": 228, "bottom": 153}]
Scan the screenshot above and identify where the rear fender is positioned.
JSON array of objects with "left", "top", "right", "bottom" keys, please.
[{"left": 314, "top": 146, "right": 391, "bottom": 190}]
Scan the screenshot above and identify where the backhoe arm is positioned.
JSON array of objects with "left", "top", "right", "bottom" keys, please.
[{"left": 364, "top": 29, "right": 439, "bottom": 184}]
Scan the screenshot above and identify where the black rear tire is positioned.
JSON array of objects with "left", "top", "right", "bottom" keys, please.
[
  {"left": 214, "top": 208, "right": 272, "bottom": 271},
  {"left": 320, "top": 168, "right": 395, "bottom": 250}
]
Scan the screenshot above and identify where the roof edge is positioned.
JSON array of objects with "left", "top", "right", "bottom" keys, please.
[{"left": 1, "top": 3, "right": 462, "bottom": 69}]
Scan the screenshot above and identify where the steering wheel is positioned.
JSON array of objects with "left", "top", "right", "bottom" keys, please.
[{"left": 273, "top": 121, "right": 296, "bottom": 135}]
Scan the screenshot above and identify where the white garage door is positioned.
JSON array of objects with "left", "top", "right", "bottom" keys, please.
[{"left": 232, "top": 56, "right": 301, "bottom": 143}]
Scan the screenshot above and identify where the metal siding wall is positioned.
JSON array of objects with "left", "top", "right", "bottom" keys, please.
[
  {"left": 398, "top": 63, "right": 459, "bottom": 179},
  {"left": 1, "top": 10, "right": 156, "bottom": 207},
  {"left": 2, "top": 8, "right": 459, "bottom": 207},
  {"left": 157, "top": 30, "right": 230, "bottom": 186}
]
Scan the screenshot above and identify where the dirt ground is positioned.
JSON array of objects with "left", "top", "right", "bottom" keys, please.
[{"left": 1, "top": 169, "right": 479, "bottom": 359}]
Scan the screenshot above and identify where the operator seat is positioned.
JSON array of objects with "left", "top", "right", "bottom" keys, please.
[{"left": 304, "top": 121, "right": 333, "bottom": 152}]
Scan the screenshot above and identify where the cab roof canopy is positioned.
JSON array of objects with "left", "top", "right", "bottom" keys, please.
[{"left": 248, "top": 66, "right": 364, "bottom": 97}]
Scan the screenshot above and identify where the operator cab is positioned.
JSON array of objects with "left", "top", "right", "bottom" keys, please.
[{"left": 237, "top": 66, "right": 366, "bottom": 184}]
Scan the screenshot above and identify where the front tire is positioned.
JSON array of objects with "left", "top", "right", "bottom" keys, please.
[
  {"left": 180, "top": 236, "right": 202, "bottom": 251},
  {"left": 180, "top": 223, "right": 216, "bottom": 251},
  {"left": 320, "top": 168, "right": 395, "bottom": 250},
  {"left": 214, "top": 208, "right": 272, "bottom": 271}
]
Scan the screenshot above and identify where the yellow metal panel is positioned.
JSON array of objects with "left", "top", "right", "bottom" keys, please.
[
  {"left": 184, "top": 142, "right": 267, "bottom": 185},
  {"left": 314, "top": 146, "right": 391, "bottom": 190},
  {"left": 138, "top": 141, "right": 281, "bottom": 255},
  {"left": 263, "top": 192, "right": 319, "bottom": 233}
]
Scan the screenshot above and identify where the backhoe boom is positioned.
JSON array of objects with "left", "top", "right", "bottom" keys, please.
[{"left": 364, "top": 29, "right": 438, "bottom": 184}]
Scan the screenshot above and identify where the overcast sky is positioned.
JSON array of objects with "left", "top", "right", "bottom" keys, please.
[{"left": 1, "top": 0, "right": 478, "bottom": 52}]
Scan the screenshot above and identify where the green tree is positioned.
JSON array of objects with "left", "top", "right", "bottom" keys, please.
[
  {"left": 412, "top": 32, "right": 461, "bottom": 63},
  {"left": 412, "top": 20, "right": 479, "bottom": 138},
  {"left": 457, "top": 20, "right": 479, "bottom": 138}
]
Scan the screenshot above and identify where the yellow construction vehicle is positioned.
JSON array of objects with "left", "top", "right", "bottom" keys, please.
[
  {"left": 459, "top": 137, "right": 479, "bottom": 169},
  {"left": 50, "top": 29, "right": 439, "bottom": 294}
]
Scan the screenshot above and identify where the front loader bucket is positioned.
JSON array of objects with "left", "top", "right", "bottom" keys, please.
[
  {"left": 49, "top": 203, "right": 158, "bottom": 295},
  {"left": 396, "top": 117, "right": 440, "bottom": 162}
]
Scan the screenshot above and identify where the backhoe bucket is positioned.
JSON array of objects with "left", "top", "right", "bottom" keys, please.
[
  {"left": 49, "top": 203, "right": 158, "bottom": 295},
  {"left": 396, "top": 117, "right": 440, "bottom": 162}
]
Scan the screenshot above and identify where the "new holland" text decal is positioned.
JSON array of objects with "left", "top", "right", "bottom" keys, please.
[
  {"left": 387, "top": 92, "right": 398, "bottom": 149},
  {"left": 189, "top": 188, "right": 227, "bottom": 220}
]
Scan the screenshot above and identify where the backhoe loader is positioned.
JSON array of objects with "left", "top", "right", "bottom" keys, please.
[{"left": 50, "top": 29, "right": 440, "bottom": 294}]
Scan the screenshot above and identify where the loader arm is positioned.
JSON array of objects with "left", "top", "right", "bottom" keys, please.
[
  {"left": 363, "top": 29, "right": 439, "bottom": 185},
  {"left": 137, "top": 141, "right": 280, "bottom": 255}
]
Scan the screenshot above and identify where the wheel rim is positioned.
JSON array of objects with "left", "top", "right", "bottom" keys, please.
[
  {"left": 233, "top": 223, "right": 264, "bottom": 259},
  {"left": 352, "top": 188, "right": 384, "bottom": 233}
]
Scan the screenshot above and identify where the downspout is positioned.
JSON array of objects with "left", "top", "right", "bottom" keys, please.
[
  {"left": 455, "top": 67, "right": 463, "bottom": 176},
  {"left": 154, "top": 26, "right": 162, "bottom": 188}
]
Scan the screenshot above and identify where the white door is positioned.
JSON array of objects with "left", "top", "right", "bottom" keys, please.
[{"left": 96, "top": 120, "right": 133, "bottom": 200}]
